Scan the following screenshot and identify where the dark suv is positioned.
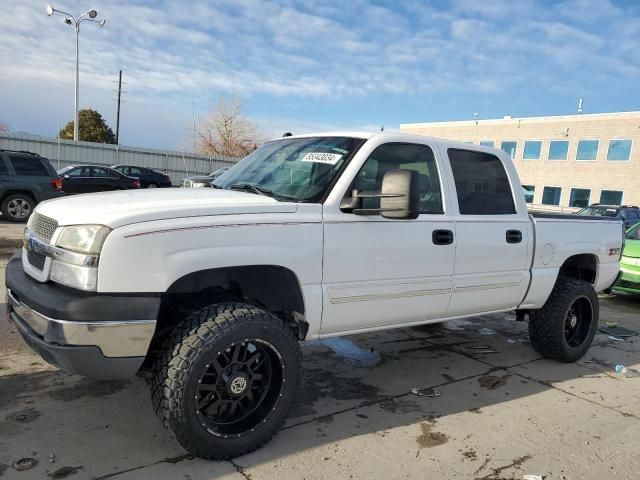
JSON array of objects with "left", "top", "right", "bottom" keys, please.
[
  {"left": 576, "top": 204, "right": 640, "bottom": 229},
  {"left": 0, "top": 150, "right": 64, "bottom": 222}
]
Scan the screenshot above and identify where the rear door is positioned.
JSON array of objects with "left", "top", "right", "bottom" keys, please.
[
  {"left": 90, "top": 167, "right": 120, "bottom": 191},
  {"left": 443, "top": 147, "right": 532, "bottom": 316},
  {"left": 321, "top": 141, "right": 455, "bottom": 334}
]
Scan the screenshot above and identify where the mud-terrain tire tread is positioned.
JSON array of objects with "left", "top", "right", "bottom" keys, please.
[
  {"left": 150, "top": 302, "right": 302, "bottom": 460},
  {"left": 529, "top": 277, "right": 598, "bottom": 363}
]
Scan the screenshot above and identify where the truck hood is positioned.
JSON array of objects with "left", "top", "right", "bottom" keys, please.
[{"left": 35, "top": 189, "right": 297, "bottom": 228}]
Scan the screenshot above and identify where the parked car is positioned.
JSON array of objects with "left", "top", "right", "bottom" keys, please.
[
  {"left": 614, "top": 221, "right": 640, "bottom": 294},
  {"left": 57, "top": 165, "right": 140, "bottom": 194},
  {"left": 181, "top": 167, "right": 229, "bottom": 188},
  {"left": 0, "top": 149, "right": 63, "bottom": 222},
  {"left": 576, "top": 204, "right": 640, "bottom": 229},
  {"left": 7, "top": 132, "right": 623, "bottom": 460},
  {"left": 111, "top": 165, "right": 172, "bottom": 188}
]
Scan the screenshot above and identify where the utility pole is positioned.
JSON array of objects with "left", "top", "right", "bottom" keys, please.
[{"left": 116, "top": 70, "right": 122, "bottom": 144}]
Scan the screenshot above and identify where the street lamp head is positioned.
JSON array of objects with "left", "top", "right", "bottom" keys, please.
[
  {"left": 46, "top": 4, "right": 54, "bottom": 15},
  {"left": 64, "top": 17, "right": 72, "bottom": 25},
  {"left": 98, "top": 19, "right": 106, "bottom": 27},
  {"left": 88, "top": 9, "right": 97, "bottom": 19}
]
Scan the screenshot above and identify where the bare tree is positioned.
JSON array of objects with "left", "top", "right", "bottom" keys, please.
[
  {"left": 0, "top": 121, "right": 9, "bottom": 134},
  {"left": 196, "top": 98, "right": 264, "bottom": 158}
]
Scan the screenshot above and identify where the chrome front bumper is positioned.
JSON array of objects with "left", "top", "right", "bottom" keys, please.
[{"left": 7, "top": 288, "right": 156, "bottom": 358}]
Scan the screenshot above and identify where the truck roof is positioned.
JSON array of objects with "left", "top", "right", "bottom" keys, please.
[{"left": 277, "top": 131, "right": 487, "bottom": 151}]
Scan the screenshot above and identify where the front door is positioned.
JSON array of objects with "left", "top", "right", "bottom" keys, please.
[
  {"left": 443, "top": 147, "right": 532, "bottom": 316},
  {"left": 321, "top": 141, "right": 455, "bottom": 335},
  {"left": 62, "top": 166, "right": 92, "bottom": 194}
]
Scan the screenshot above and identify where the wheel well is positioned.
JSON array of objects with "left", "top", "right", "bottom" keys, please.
[
  {"left": 1, "top": 190, "right": 36, "bottom": 204},
  {"left": 558, "top": 254, "right": 598, "bottom": 284},
  {"left": 153, "top": 265, "right": 308, "bottom": 347}
]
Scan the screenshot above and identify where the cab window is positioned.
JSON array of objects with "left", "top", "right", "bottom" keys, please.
[{"left": 352, "top": 143, "right": 443, "bottom": 214}]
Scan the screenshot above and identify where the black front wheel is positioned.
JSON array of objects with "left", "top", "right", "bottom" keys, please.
[
  {"left": 1, "top": 194, "right": 35, "bottom": 222},
  {"left": 529, "top": 278, "right": 598, "bottom": 362},
  {"left": 151, "top": 303, "right": 302, "bottom": 459}
]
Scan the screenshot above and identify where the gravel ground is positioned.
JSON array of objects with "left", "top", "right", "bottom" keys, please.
[{"left": 1, "top": 220, "right": 639, "bottom": 480}]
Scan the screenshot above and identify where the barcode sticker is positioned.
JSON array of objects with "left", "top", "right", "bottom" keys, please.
[{"left": 301, "top": 152, "right": 343, "bottom": 165}]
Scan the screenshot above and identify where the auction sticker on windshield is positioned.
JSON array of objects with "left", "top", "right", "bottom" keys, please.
[{"left": 301, "top": 152, "right": 343, "bottom": 165}]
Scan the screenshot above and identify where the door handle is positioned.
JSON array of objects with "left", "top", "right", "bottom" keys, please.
[
  {"left": 432, "top": 229, "right": 454, "bottom": 246},
  {"left": 506, "top": 230, "right": 522, "bottom": 244}
]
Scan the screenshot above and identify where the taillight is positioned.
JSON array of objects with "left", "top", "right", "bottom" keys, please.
[
  {"left": 52, "top": 177, "right": 63, "bottom": 192},
  {"left": 133, "top": 179, "right": 141, "bottom": 188}
]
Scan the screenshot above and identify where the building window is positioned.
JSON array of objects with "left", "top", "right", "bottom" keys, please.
[
  {"left": 542, "top": 187, "right": 561, "bottom": 206},
  {"left": 523, "top": 141, "right": 542, "bottom": 160},
  {"left": 522, "top": 185, "right": 535, "bottom": 203},
  {"left": 569, "top": 188, "right": 591, "bottom": 207},
  {"left": 500, "top": 141, "right": 517, "bottom": 159},
  {"left": 576, "top": 140, "right": 599, "bottom": 161},
  {"left": 548, "top": 140, "right": 569, "bottom": 160},
  {"left": 600, "top": 190, "right": 623, "bottom": 205},
  {"left": 607, "top": 139, "right": 632, "bottom": 161},
  {"left": 480, "top": 141, "right": 494, "bottom": 147}
]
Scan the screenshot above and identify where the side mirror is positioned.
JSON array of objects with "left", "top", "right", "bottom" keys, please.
[
  {"left": 339, "top": 169, "right": 420, "bottom": 219},
  {"left": 379, "top": 169, "right": 420, "bottom": 219}
]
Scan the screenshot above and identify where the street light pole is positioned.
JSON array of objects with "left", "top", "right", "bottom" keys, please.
[
  {"left": 46, "top": 5, "right": 106, "bottom": 141},
  {"left": 75, "top": 21, "right": 80, "bottom": 141}
]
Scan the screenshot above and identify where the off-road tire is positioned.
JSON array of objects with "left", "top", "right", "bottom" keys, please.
[
  {"left": 1, "top": 194, "right": 35, "bottom": 223},
  {"left": 529, "top": 277, "right": 598, "bottom": 362},
  {"left": 150, "top": 303, "right": 302, "bottom": 459}
]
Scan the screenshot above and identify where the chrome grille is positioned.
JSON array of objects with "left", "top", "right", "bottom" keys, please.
[
  {"left": 27, "top": 250, "right": 46, "bottom": 271},
  {"left": 31, "top": 213, "right": 58, "bottom": 243}
]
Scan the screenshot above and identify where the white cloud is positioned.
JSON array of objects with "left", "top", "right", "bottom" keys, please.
[{"left": 0, "top": 0, "right": 638, "bottom": 147}]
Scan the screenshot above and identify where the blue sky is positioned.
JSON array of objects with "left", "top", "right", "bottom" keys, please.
[{"left": 1, "top": 0, "right": 639, "bottom": 150}]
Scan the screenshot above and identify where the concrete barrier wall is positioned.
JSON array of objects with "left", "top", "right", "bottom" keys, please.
[{"left": 0, "top": 133, "right": 238, "bottom": 185}]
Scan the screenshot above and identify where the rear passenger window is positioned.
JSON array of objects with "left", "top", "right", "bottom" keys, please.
[
  {"left": 447, "top": 149, "right": 516, "bottom": 215},
  {"left": 9, "top": 156, "right": 50, "bottom": 176},
  {"left": 353, "top": 143, "right": 443, "bottom": 214}
]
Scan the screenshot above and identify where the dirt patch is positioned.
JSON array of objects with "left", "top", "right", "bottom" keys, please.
[
  {"left": 47, "top": 466, "right": 83, "bottom": 479},
  {"left": 462, "top": 449, "right": 477, "bottom": 461},
  {"left": 478, "top": 374, "right": 511, "bottom": 390},
  {"left": 416, "top": 422, "right": 448, "bottom": 448},
  {"left": 6, "top": 408, "right": 41, "bottom": 424},
  {"left": 468, "top": 407, "right": 482, "bottom": 414},
  {"left": 476, "top": 455, "right": 532, "bottom": 480}
]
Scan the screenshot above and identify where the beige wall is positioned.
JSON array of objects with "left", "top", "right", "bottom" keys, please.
[{"left": 400, "top": 112, "right": 640, "bottom": 207}]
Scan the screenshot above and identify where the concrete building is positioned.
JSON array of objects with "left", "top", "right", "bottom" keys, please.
[{"left": 400, "top": 111, "right": 640, "bottom": 209}]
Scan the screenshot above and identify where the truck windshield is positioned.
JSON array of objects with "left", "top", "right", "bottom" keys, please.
[{"left": 214, "top": 136, "right": 365, "bottom": 203}]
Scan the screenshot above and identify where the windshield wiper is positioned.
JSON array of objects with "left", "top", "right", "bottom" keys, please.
[{"left": 228, "top": 183, "right": 273, "bottom": 197}]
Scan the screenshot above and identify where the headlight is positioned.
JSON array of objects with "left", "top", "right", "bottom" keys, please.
[{"left": 56, "top": 225, "right": 111, "bottom": 255}]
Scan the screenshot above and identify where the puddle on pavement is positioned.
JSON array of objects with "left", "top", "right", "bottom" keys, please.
[{"left": 312, "top": 337, "right": 382, "bottom": 367}]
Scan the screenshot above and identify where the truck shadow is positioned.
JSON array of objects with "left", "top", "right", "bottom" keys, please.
[{"left": 0, "top": 306, "right": 638, "bottom": 478}]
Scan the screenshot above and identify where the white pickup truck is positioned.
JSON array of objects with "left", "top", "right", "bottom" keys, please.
[{"left": 6, "top": 132, "right": 623, "bottom": 459}]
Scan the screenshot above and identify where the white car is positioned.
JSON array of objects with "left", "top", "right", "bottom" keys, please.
[{"left": 6, "top": 132, "right": 623, "bottom": 459}]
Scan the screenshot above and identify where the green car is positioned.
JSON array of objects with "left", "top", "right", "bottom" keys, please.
[{"left": 615, "top": 222, "right": 640, "bottom": 294}]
